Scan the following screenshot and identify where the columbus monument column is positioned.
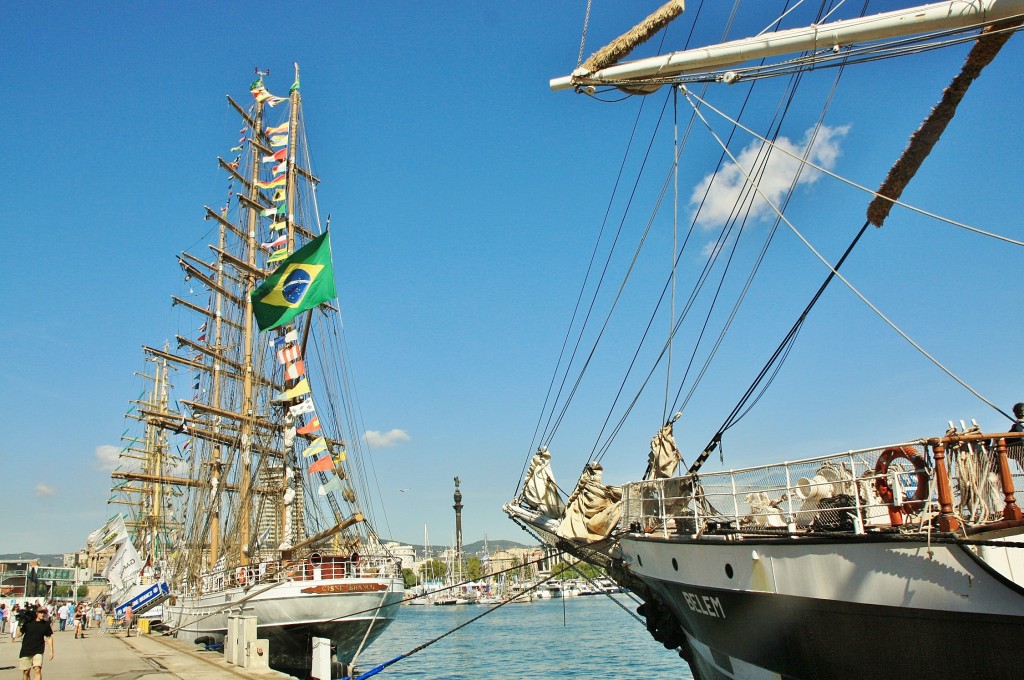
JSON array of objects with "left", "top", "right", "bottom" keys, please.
[{"left": 453, "top": 476, "right": 463, "bottom": 579}]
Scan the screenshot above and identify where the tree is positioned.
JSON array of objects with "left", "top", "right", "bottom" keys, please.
[
  {"left": 551, "top": 560, "right": 604, "bottom": 580},
  {"left": 466, "top": 557, "right": 483, "bottom": 581},
  {"left": 551, "top": 561, "right": 573, "bottom": 579},
  {"left": 573, "top": 561, "right": 605, "bottom": 580},
  {"left": 419, "top": 559, "right": 447, "bottom": 582},
  {"left": 401, "top": 568, "right": 417, "bottom": 589}
]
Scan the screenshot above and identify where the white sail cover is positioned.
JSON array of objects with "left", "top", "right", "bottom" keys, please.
[
  {"left": 103, "top": 539, "right": 143, "bottom": 594},
  {"left": 557, "top": 462, "right": 623, "bottom": 542},
  {"left": 646, "top": 421, "right": 682, "bottom": 480},
  {"left": 88, "top": 514, "right": 129, "bottom": 551},
  {"left": 521, "top": 447, "right": 566, "bottom": 518}
]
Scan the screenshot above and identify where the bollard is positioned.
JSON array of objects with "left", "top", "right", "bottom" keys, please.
[
  {"left": 310, "top": 636, "right": 331, "bottom": 680},
  {"left": 227, "top": 615, "right": 258, "bottom": 666},
  {"left": 245, "top": 638, "right": 270, "bottom": 670},
  {"left": 225, "top": 616, "right": 237, "bottom": 664}
]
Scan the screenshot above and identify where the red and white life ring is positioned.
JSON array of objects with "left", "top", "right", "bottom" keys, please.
[{"left": 875, "top": 446, "right": 930, "bottom": 524}]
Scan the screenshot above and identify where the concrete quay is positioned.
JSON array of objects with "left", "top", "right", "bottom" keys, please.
[{"left": 0, "top": 626, "right": 294, "bottom": 679}]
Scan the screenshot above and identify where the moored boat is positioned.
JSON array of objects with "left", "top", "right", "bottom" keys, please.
[
  {"left": 505, "top": 3, "right": 1024, "bottom": 679},
  {"left": 108, "top": 65, "right": 404, "bottom": 678}
]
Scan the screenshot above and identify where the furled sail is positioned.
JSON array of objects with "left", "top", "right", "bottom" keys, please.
[
  {"left": 557, "top": 462, "right": 623, "bottom": 542},
  {"left": 646, "top": 418, "right": 683, "bottom": 481},
  {"left": 521, "top": 446, "right": 565, "bottom": 518}
]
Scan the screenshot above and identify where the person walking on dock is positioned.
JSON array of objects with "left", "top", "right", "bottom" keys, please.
[
  {"left": 72, "top": 604, "right": 83, "bottom": 639},
  {"left": 123, "top": 604, "right": 133, "bottom": 638},
  {"left": 16, "top": 606, "right": 54, "bottom": 680}
]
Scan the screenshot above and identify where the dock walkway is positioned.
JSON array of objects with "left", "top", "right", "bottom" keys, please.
[{"left": 0, "top": 625, "right": 293, "bottom": 679}]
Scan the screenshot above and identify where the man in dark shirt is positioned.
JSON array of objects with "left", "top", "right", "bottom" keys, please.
[{"left": 16, "top": 606, "right": 54, "bottom": 680}]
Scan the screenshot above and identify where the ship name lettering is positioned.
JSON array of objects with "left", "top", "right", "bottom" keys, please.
[{"left": 681, "top": 590, "right": 725, "bottom": 618}]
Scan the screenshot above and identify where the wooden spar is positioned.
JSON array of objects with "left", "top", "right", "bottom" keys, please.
[
  {"left": 237, "top": 193, "right": 273, "bottom": 212},
  {"left": 137, "top": 408, "right": 286, "bottom": 455},
  {"left": 288, "top": 514, "right": 364, "bottom": 553},
  {"left": 866, "top": 16, "right": 1023, "bottom": 226},
  {"left": 251, "top": 136, "right": 320, "bottom": 184},
  {"left": 143, "top": 345, "right": 204, "bottom": 372},
  {"left": 209, "top": 244, "right": 267, "bottom": 280},
  {"left": 226, "top": 94, "right": 257, "bottom": 130},
  {"left": 218, "top": 157, "right": 252, "bottom": 191},
  {"left": 175, "top": 336, "right": 284, "bottom": 388},
  {"left": 172, "top": 296, "right": 244, "bottom": 333},
  {"left": 111, "top": 469, "right": 280, "bottom": 496},
  {"left": 180, "top": 398, "right": 343, "bottom": 446},
  {"left": 181, "top": 251, "right": 243, "bottom": 286},
  {"left": 552, "top": 0, "right": 1024, "bottom": 91},
  {"left": 142, "top": 345, "right": 277, "bottom": 393},
  {"left": 576, "top": 0, "right": 685, "bottom": 77},
  {"left": 237, "top": 195, "right": 319, "bottom": 240},
  {"left": 175, "top": 400, "right": 280, "bottom": 434},
  {"left": 204, "top": 206, "right": 248, "bottom": 241},
  {"left": 177, "top": 257, "right": 244, "bottom": 305}
]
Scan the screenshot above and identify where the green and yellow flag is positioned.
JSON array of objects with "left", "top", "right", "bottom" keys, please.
[{"left": 251, "top": 231, "right": 336, "bottom": 331}]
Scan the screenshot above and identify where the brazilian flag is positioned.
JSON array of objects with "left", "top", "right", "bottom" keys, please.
[{"left": 251, "top": 231, "right": 336, "bottom": 331}]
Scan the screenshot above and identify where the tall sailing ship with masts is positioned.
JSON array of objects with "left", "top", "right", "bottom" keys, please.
[
  {"left": 506, "top": 2, "right": 1024, "bottom": 679},
  {"left": 106, "top": 65, "right": 404, "bottom": 677}
]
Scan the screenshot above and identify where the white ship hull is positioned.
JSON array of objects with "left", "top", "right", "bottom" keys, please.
[
  {"left": 166, "top": 574, "right": 404, "bottom": 676},
  {"left": 509, "top": 432, "right": 1024, "bottom": 679},
  {"left": 621, "top": 531, "right": 1024, "bottom": 680}
]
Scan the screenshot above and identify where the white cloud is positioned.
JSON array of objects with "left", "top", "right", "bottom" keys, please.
[
  {"left": 94, "top": 444, "right": 121, "bottom": 471},
  {"left": 364, "top": 429, "right": 411, "bottom": 448},
  {"left": 691, "top": 123, "right": 850, "bottom": 229},
  {"left": 35, "top": 483, "right": 57, "bottom": 497}
]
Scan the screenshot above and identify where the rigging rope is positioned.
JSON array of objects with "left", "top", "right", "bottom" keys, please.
[
  {"left": 592, "top": 2, "right": 834, "bottom": 465},
  {"left": 576, "top": 0, "right": 593, "bottom": 69},
  {"left": 684, "top": 89, "right": 1015, "bottom": 455},
  {"left": 683, "top": 90, "right": 1024, "bottom": 247},
  {"left": 522, "top": 3, "right": 699, "bottom": 486},
  {"left": 673, "top": 23, "right": 853, "bottom": 430},
  {"left": 341, "top": 574, "right": 558, "bottom": 680}
]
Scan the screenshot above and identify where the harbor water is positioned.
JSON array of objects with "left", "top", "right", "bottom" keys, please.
[{"left": 347, "top": 594, "right": 693, "bottom": 679}]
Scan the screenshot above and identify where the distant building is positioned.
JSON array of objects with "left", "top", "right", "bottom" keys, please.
[
  {"left": 384, "top": 542, "right": 416, "bottom": 570},
  {"left": 490, "top": 546, "right": 554, "bottom": 577},
  {"left": 66, "top": 544, "right": 117, "bottom": 576},
  {"left": 0, "top": 560, "right": 39, "bottom": 599}
]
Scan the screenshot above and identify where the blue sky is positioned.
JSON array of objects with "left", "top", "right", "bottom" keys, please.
[{"left": 2, "top": 2, "right": 1021, "bottom": 554}]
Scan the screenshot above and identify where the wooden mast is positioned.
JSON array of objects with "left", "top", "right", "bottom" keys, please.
[
  {"left": 286, "top": 63, "right": 300, "bottom": 254},
  {"left": 237, "top": 79, "right": 267, "bottom": 567},
  {"left": 280, "top": 64, "right": 302, "bottom": 548},
  {"left": 152, "top": 351, "right": 169, "bottom": 566},
  {"left": 205, "top": 200, "right": 229, "bottom": 570}
]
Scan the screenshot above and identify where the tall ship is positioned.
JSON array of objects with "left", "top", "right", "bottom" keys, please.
[
  {"left": 505, "top": 2, "right": 1024, "bottom": 679},
  {"left": 106, "top": 65, "right": 404, "bottom": 678}
]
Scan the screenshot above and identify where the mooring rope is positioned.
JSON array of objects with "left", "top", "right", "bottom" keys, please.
[{"left": 340, "top": 565, "right": 562, "bottom": 680}]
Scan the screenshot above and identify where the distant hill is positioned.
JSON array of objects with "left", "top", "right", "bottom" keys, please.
[{"left": 0, "top": 553, "right": 64, "bottom": 566}]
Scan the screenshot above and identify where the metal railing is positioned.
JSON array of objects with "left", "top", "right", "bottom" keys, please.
[
  {"left": 193, "top": 552, "right": 400, "bottom": 594},
  {"left": 620, "top": 432, "right": 1024, "bottom": 537}
]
